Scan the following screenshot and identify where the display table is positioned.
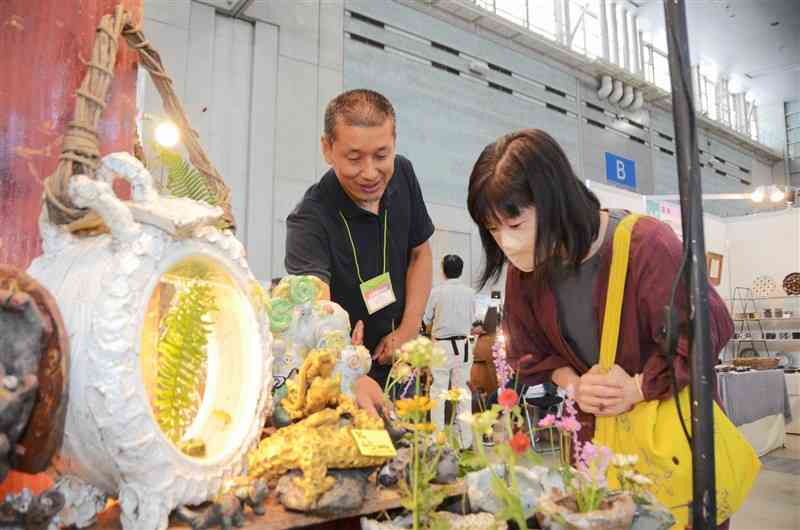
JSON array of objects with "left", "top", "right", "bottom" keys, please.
[
  {"left": 717, "top": 369, "right": 792, "bottom": 456},
  {"left": 93, "top": 480, "right": 466, "bottom": 530},
  {"left": 785, "top": 372, "right": 800, "bottom": 434}
]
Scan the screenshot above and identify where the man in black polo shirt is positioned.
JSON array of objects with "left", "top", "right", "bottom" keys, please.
[{"left": 285, "top": 89, "right": 434, "bottom": 411}]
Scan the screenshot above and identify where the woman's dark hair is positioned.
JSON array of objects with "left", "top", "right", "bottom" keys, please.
[
  {"left": 442, "top": 254, "right": 463, "bottom": 279},
  {"left": 467, "top": 129, "right": 601, "bottom": 289}
]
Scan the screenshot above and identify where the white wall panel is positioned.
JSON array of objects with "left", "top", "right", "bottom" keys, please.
[{"left": 142, "top": 2, "right": 281, "bottom": 282}]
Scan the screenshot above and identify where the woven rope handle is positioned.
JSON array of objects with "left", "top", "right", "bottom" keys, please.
[{"left": 43, "top": 4, "right": 235, "bottom": 234}]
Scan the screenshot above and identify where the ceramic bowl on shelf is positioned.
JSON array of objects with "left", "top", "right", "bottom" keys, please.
[
  {"left": 733, "top": 357, "right": 780, "bottom": 370},
  {"left": 783, "top": 272, "right": 800, "bottom": 296}
]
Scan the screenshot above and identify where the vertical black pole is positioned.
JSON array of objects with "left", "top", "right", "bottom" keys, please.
[{"left": 662, "top": 1, "right": 717, "bottom": 528}]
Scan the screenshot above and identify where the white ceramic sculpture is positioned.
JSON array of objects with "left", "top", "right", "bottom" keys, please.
[
  {"left": 269, "top": 282, "right": 371, "bottom": 397},
  {"left": 27, "top": 153, "right": 272, "bottom": 530}
]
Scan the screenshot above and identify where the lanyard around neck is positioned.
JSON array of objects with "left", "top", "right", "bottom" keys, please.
[{"left": 338, "top": 209, "right": 389, "bottom": 284}]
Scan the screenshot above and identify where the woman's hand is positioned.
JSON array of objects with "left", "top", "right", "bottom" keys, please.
[
  {"left": 577, "top": 365, "right": 644, "bottom": 416},
  {"left": 553, "top": 365, "right": 645, "bottom": 416},
  {"left": 574, "top": 365, "right": 625, "bottom": 415},
  {"left": 354, "top": 375, "right": 389, "bottom": 417}
]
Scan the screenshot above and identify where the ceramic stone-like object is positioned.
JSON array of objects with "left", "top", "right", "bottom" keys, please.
[
  {"left": 536, "top": 491, "right": 636, "bottom": 530},
  {"left": 276, "top": 468, "right": 372, "bottom": 514},
  {"left": 27, "top": 153, "right": 272, "bottom": 530},
  {"left": 360, "top": 512, "right": 505, "bottom": 530},
  {"left": 630, "top": 498, "right": 675, "bottom": 530},
  {"left": 467, "top": 464, "right": 564, "bottom": 517}
]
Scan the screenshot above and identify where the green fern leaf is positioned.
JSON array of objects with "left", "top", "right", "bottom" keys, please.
[
  {"left": 155, "top": 277, "right": 218, "bottom": 446},
  {"left": 159, "top": 148, "right": 218, "bottom": 206}
]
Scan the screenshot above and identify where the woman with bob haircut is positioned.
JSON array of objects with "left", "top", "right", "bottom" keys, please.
[{"left": 467, "top": 129, "right": 734, "bottom": 527}]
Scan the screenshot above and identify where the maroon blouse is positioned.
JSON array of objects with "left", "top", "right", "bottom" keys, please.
[{"left": 503, "top": 214, "right": 734, "bottom": 441}]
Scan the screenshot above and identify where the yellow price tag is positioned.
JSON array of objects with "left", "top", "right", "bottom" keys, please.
[{"left": 351, "top": 429, "right": 397, "bottom": 458}]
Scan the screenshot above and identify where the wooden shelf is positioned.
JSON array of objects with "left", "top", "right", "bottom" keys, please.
[
  {"left": 733, "top": 317, "right": 800, "bottom": 322},
  {"left": 92, "top": 480, "right": 466, "bottom": 530},
  {"left": 726, "top": 295, "right": 800, "bottom": 302},
  {"left": 730, "top": 339, "right": 800, "bottom": 343}
]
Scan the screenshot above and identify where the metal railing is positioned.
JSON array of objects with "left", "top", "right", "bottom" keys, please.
[{"left": 467, "top": 0, "right": 760, "bottom": 142}]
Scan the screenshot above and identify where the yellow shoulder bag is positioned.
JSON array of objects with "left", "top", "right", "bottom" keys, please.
[{"left": 592, "top": 214, "right": 760, "bottom": 529}]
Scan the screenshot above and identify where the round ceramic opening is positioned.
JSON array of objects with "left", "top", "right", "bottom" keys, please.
[{"left": 139, "top": 254, "right": 260, "bottom": 461}]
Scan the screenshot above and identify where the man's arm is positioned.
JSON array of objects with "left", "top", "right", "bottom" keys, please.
[
  {"left": 373, "top": 240, "right": 432, "bottom": 363},
  {"left": 402, "top": 240, "right": 433, "bottom": 330}
]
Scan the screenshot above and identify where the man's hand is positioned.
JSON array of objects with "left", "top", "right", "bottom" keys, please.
[
  {"left": 354, "top": 375, "right": 388, "bottom": 417},
  {"left": 373, "top": 325, "right": 419, "bottom": 365},
  {"left": 352, "top": 320, "right": 364, "bottom": 346}
]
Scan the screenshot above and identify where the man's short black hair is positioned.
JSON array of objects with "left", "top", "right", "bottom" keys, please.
[
  {"left": 324, "top": 89, "right": 396, "bottom": 142},
  {"left": 442, "top": 254, "right": 463, "bottom": 279}
]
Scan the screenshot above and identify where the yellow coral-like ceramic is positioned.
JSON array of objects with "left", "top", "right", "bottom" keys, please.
[
  {"left": 248, "top": 350, "right": 389, "bottom": 507},
  {"left": 282, "top": 349, "right": 340, "bottom": 420}
]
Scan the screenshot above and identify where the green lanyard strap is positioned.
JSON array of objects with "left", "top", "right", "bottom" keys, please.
[{"left": 339, "top": 210, "right": 389, "bottom": 284}]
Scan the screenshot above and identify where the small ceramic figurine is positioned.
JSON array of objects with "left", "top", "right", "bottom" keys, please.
[
  {"left": 0, "top": 488, "right": 64, "bottom": 530},
  {"left": 173, "top": 479, "right": 268, "bottom": 530}
]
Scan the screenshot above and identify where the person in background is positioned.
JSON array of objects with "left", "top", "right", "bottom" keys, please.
[
  {"left": 424, "top": 254, "right": 476, "bottom": 448},
  {"left": 470, "top": 306, "right": 500, "bottom": 402},
  {"left": 285, "top": 89, "right": 434, "bottom": 413}
]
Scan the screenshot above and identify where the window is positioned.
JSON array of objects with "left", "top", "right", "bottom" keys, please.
[
  {"left": 652, "top": 48, "right": 671, "bottom": 92},
  {"left": 528, "top": 0, "right": 559, "bottom": 41},
  {"left": 493, "top": 0, "right": 529, "bottom": 27}
]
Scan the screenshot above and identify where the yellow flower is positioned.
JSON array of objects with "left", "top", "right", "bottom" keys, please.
[
  {"left": 394, "top": 396, "right": 437, "bottom": 418},
  {"left": 397, "top": 421, "right": 437, "bottom": 433},
  {"left": 435, "top": 431, "right": 448, "bottom": 445}
]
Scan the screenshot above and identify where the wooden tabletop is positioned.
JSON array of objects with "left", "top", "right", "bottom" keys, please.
[{"left": 93, "top": 480, "right": 466, "bottom": 530}]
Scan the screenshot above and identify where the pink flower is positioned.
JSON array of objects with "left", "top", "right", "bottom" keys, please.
[
  {"left": 581, "top": 441, "right": 598, "bottom": 461},
  {"left": 563, "top": 387, "right": 578, "bottom": 416},
  {"left": 538, "top": 414, "right": 556, "bottom": 428},
  {"left": 498, "top": 388, "right": 519, "bottom": 411},
  {"left": 556, "top": 416, "right": 582, "bottom": 433}
]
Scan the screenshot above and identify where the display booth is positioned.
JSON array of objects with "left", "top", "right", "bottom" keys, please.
[{"left": 588, "top": 180, "right": 796, "bottom": 456}]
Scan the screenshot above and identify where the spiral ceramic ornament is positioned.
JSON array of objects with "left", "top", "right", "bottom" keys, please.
[
  {"left": 783, "top": 273, "right": 800, "bottom": 296},
  {"left": 27, "top": 153, "right": 272, "bottom": 530}
]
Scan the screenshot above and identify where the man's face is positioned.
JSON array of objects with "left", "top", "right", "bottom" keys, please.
[{"left": 321, "top": 119, "right": 396, "bottom": 207}]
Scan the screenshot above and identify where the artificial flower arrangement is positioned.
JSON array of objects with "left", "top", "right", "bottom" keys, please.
[
  {"left": 363, "top": 338, "right": 499, "bottom": 530},
  {"left": 366, "top": 334, "right": 672, "bottom": 530},
  {"left": 458, "top": 387, "right": 544, "bottom": 530},
  {"left": 534, "top": 391, "right": 674, "bottom": 530}
]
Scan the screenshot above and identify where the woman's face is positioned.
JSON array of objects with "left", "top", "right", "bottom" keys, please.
[{"left": 486, "top": 206, "right": 536, "bottom": 272}]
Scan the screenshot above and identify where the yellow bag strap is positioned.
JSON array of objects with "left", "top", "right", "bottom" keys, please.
[{"left": 598, "top": 214, "right": 642, "bottom": 370}]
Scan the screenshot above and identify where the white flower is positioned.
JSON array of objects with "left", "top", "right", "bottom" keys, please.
[
  {"left": 613, "top": 454, "right": 629, "bottom": 467},
  {"left": 392, "top": 362, "right": 413, "bottom": 381},
  {"left": 457, "top": 411, "right": 476, "bottom": 426},
  {"left": 438, "top": 388, "right": 470, "bottom": 402},
  {"left": 613, "top": 454, "right": 639, "bottom": 467},
  {"left": 622, "top": 471, "right": 652, "bottom": 486},
  {"left": 630, "top": 473, "right": 653, "bottom": 486}
]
